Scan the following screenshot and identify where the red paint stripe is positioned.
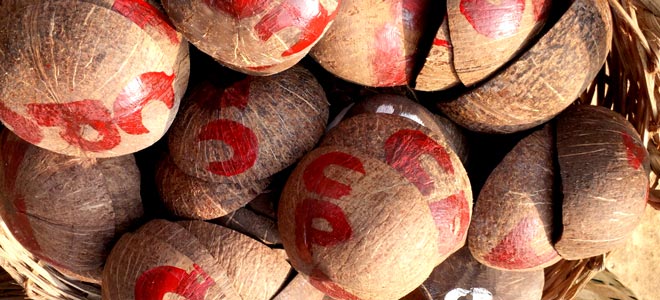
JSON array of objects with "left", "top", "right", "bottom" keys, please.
[
  {"left": 482, "top": 217, "right": 558, "bottom": 269},
  {"left": 303, "top": 151, "right": 366, "bottom": 199},
  {"left": 621, "top": 132, "right": 646, "bottom": 170},
  {"left": 428, "top": 191, "right": 470, "bottom": 255},
  {"left": 113, "top": 72, "right": 176, "bottom": 135},
  {"left": 433, "top": 38, "right": 451, "bottom": 48},
  {"left": 459, "top": 0, "right": 525, "bottom": 39},
  {"left": 0, "top": 102, "right": 43, "bottom": 144},
  {"left": 112, "top": 0, "right": 180, "bottom": 44},
  {"left": 372, "top": 23, "right": 408, "bottom": 87},
  {"left": 203, "top": 0, "right": 268, "bottom": 19},
  {"left": 135, "top": 264, "right": 215, "bottom": 300}
]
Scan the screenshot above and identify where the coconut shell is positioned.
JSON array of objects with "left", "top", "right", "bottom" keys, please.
[
  {"left": 310, "top": 0, "right": 429, "bottom": 87},
  {"left": 415, "top": 14, "right": 459, "bottom": 91},
  {"left": 215, "top": 205, "right": 281, "bottom": 245},
  {"left": 418, "top": 246, "right": 545, "bottom": 300},
  {"left": 247, "top": 191, "right": 278, "bottom": 220},
  {"left": 438, "top": 0, "right": 612, "bottom": 133},
  {"left": 447, "top": 0, "right": 552, "bottom": 86},
  {"left": 321, "top": 113, "right": 473, "bottom": 259},
  {"left": 162, "top": 0, "right": 338, "bottom": 75},
  {"left": 279, "top": 145, "right": 442, "bottom": 300},
  {"left": 156, "top": 155, "right": 270, "bottom": 220},
  {"left": 102, "top": 220, "right": 240, "bottom": 299},
  {"left": 435, "top": 114, "right": 470, "bottom": 166},
  {"left": 468, "top": 124, "right": 560, "bottom": 271},
  {"left": 168, "top": 66, "right": 328, "bottom": 184},
  {"left": 272, "top": 274, "right": 327, "bottom": 300},
  {"left": 555, "top": 105, "right": 649, "bottom": 260},
  {"left": 0, "top": 0, "right": 189, "bottom": 157},
  {"left": 180, "top": 220, "right": 291, "bottom": 300},
  {"left": 0, "top": 130, "right": 143, "bottom": 283}
]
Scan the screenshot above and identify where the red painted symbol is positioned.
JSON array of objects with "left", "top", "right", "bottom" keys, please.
[
  {"left": 483, "top": 217, "right": 559, "bottom": 269},
  {"left": 204, "top": 0, "right": 269, "bottom": 19},
  {"left": 428, "top": 192, "right": 470, "bottom": 254},
  {"left": 0, "top": 102, "right": 43, "bottom": 145},
  {"left": 459, "top": 0, "right": 526, "bottom": 39},
  {"left": 622, "top": 132, "right": 646, "bottom": 170},
  {"left": 295, "top": 198, "right": 353, "bottom": 263},
  {"left": 303, "top": 151, "right": 366, "bottom": 199},
  {"left": 28, "top": 100, "right": 121, "bottom": 152},
  {"left": 114, "top": 72, "right": 176, "bottom": 134},
  {"left": 433, "top": 38, "right": 451, "bottom": 48},
  {"left": 135, "top": 264, "right": 215, "bottom": 300},
  {"left": 384, "top": 129, "right": 454, "bottom": 196},
  {"left": 372, "top": 23, "right": 410, "bottom": 86},
  {"left": 198, "top": 120, "right": 258, "bottom": 176},
  {"left": 112, "top": 0, "right": 180, "bottom": 44},
  {"left": 309, "top": 268, "right": 361, "bottom": 300},
  {"left": 219, "top": 78, "right": 251, "bottom": 110},
  {"left": 532, "top": 0, "right": 551, "bottom": 21},
  {"left": 254, "top": 0, "right": 338, "bottom": 57}
]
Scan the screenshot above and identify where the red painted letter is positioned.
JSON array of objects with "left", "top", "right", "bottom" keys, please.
[
  {"left": 113, "top": 72, "right": 176, "bottom": 135},
  {"left": 0, "top": 102, "right": 43, "bottom": 144},
  {"left": 303, "top": 151, "right": 366, "bottom": 199},
  {"left": 135, "top": 264, "right": 215, "bottom": 300},
  {"left": 459, "top": 0, "right": 526, "bottom": 39},
  {"left": 198, "top": 120, "right": 259, "bottom": 177},
  {"left": 294, "top": 198, "right": 352, "bottom": 263},
  {"left": 203, "top": 0, "right": 269, "bottom": 19},
  {"left": 622, "top": 132, "right": 646, "bottom": 170},
  {"left": 112, "top": 0, "right": 180, "bottom": 44}
]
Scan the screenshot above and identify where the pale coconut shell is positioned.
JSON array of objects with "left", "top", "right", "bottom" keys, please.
[
  {"left": 0, "top": 0, "right": 189, "bottom": 157},
  {"left": 310, "top": 0, "right": 429, "bottom": 87},
  {"left": 447, "top": 0, "right": 552, "bottom": 86},
  {"left": 0, "top": 130, "right": 143, "bottom": 283},
  {"left": 162, "top": 0, "right": 339, "bottom": 75},
  {"left": 168, "top": 66, "right": 328, "bottom": 184},
  {"left": 415, "top": 13, "right": 459, "bottom": 91},
  {"left": 321, "top": 113, "right": 473, "bottom": 259},
  {"left": 418, "top": 246, "right": 545, "bottom": 300},
  {"left": 156, "top": 155, "right": 270, "bottom": 220},
  {"left": 214, "top": 205, "right": 281, "bottom": 245},
  {"left": 279, "top": 145, "right": 441, "bottom": 300},
  {"left": 438, "top": 0, "right": 612, "bottom": 133},
  {"left": 468, "top": 124, "right": 560, "bottom": 271},
  {"left": 272, "top": 274, "right": 328, "bottom": 300},
  {"left": 180, "top": 220, "right": 291, "bottom": 300},
  {"left": 555, "top": 105, "right": 649, "bottom": 260},
  {"left": 102, "top": 219, "right": 240, "bottom": 299}
]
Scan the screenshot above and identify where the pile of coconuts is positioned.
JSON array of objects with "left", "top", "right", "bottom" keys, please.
[{"left": 0, "top": 0, "right": 650, "bottom": 299}]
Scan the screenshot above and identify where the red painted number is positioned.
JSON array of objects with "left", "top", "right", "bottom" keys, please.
[
  {"left": 0, "top": 102, "right": 43, "bottom": 144},
  {"left": 203, "top": 0, "right": 269, "bottom": 19},
  {"left": 135, "top": 264, "right": 215, "bottom": 300},
  {"left": 622, "top": 132, "right": 646, "bottom": 170},
  {"left": 114, "top": 72, "right": 176, "bottom": 134},
  {"left": 254, "top": 0, "right": 338, "bottom": 57},
  {"left": 459, "top": 0, "right": 525, "bottom": 39},
  {"left": 309, "top": 268, "right": 361, "bottom": 300},
  {"left": 112, "top": 0, "right": 180, "bottom": 44}
]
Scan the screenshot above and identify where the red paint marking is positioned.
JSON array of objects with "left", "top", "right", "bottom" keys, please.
[
  {"left": 294, "top": 198, "right": 352, "bottom": 264},
  {"left": 254, "top": 0, "right": 338, "bottom": 57},
  {"left": 622, "top": 132, "right": 646, "bottom": 170},
  {"left": 303, "top": 152, "right": 366, "bottom": 199},
  {"left": 309, "top": 268, "right": 361, "bottom": 300},
  {"left": 135, "top": 264, "right": 215, "bottom": 300},
  {"left": 219, "top": 78, "right": 251, "bottom": 110},
  {"left": 402, "top": 0, "right": 426, "bottom": 30},
  {"left": 9, "top": 196, "right": 44, "bottom": 255},
  {"left": 112, "top": 0, "right": 180, "bottom": 44},
  {"left": 384, "top": 129, "right": 454, "bottom": 196},
  {"left": 483, "top": 217, "right": 558, "bottom": 269},
  {"left": 372, "top": 23, "right": 410, "bottom": 87},
  {"left": 27, "top": 100, "right": 121, "bottom": 152},
  {"left": 428, "top": 192, "right": 470, "bottom": 255},
  {"left": 0, "top": 102, "right": 43, "bottom": 144},
  {"left": 532, "top": 0, "right": 551, "bottom": 21},
  {"left": 459, "top": 0, "right": 526, "bottom": 39},
  {"left": 113, "top": 72, "right": 175, "bottom": 135},
  {"left": 246, "top": 64, "right": 275, "bottom": 72},
  {"left": 433, "top": 38, "right": 451, "bottom": 48},
  {"left": 198, "top": 120, "right": 259, "bottom": 177},
  {"left": 203, "top": 0, "right": 269, "bottom": 19}
]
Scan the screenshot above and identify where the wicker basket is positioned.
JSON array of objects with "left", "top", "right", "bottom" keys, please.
[{"left": 0, "top": 0, "right": 658, "bottom": 299}]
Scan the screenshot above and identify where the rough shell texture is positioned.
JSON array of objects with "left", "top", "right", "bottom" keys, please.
[
  {"left": 438, "top": 0, "right": 612, "bottom": 133},
  {"left": 156, "top": 156, "right": 269, "bottom": 220},
  {"left": 279, "top": 145, "right": 441, "bottom": 300},
  {"left": 168, "top": 66, "right": 328, "bottom": 184},
  {"left": 447, "top": 0, "right": 552, "bottom": 86},
  {"left": 417, "top": 246, "right": 545, "bottom": 300},
  {"left": 162, "top": 0, "right": 339, "bottom": 75},
  {"left": 415, "top": 14, "right": 459, "bottom": 91},
  {"left": 468, "top": 124, "right": 560, "bottom": 271},
  {"left": 435, "top": 114, "right": 469, "bottom": 165},
  {"left": 321, "top": 113, "right": 473, "bottom": 259},
  {"left": 555, "top": 105, "right": 649, "bottom": 260},
  {"left": 311, "top": 0, "right": 429, "bottom": 87},
  {"left": 215, "top": 204, "right": 282, "bottom": 245},
  {"left": 0, "top": 130, "right": 143, "bottom": 283},
  {"left": 0, "top": 0, "right": 190, "bottom": 157},
  {"left": 272, "top": 274, "right": 327, "bottom": 300}
]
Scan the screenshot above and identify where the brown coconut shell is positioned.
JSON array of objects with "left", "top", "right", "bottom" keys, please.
[
  {"left": 321, "top": 113, "right": 473, "bottom": 259},
  {"left": 468, "top": 124, "right": 560, "bottom": 271},
  {"left": 168, "top": 66, "right": 328, "bottom": 184},
  {"left": 272, "top": 274, "right": 328, "bottom": 300},
  {"left": 416, "top": 246, "right": 545, "bottom": 300},
  {"left": 247, "top": 191, "right": 278, "bottom": 220},
  {"left": 310, "top": 0, "right": 429, "bottom": 87},
  {"left": 0, "top": 130, "right": 143, "bottom": 283},
  {"left": 435, "top": 114, "right": 470, "bottom": 165},
  {"left": 447, "top": 0, "right": 552, "bottom": 86},
  {"left": 156, "top": 155, "right": 270, "bottom": 220},
  {"left": 278, "top": 145, "right": 442, "bottom": 300},
  {"left": 0, "top": 0, "right": 189, "bottom": 157},
  {"left": 214, "top": 204, "right": 282, "bottom": 245},
  {"left": 555, "top": 105, "right": 649, "bottom": 260},
  {"left": 415, "top": 13, "right": 460, "bottom": 91},
  {"left": 179, "top": 220, "right": 290, "bottom": 300},
  {"left": 438, "top": 0, "right": 612, "bottom": 133},
  {"left": 162, "top": 0, "right": 339, "bottom": 75}
]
